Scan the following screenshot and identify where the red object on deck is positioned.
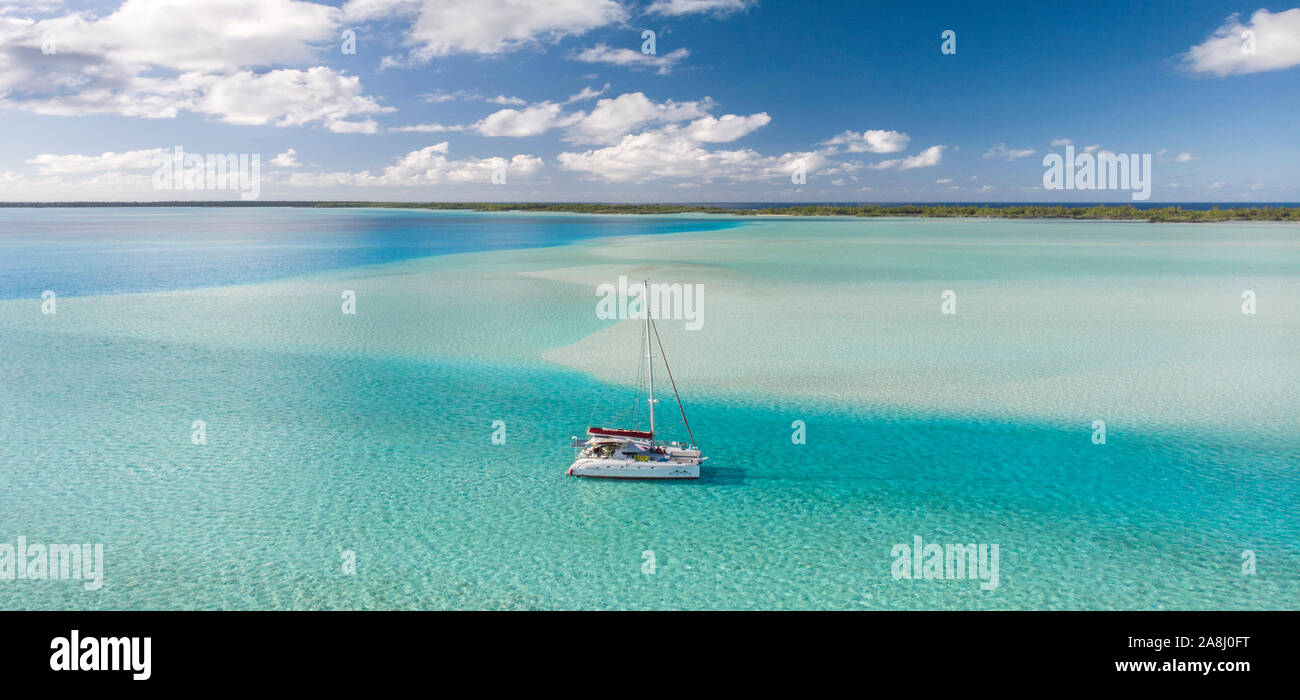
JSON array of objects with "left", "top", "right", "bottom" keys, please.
[{"left": 587, "top": 427, "right": 654, "bottom": 440}]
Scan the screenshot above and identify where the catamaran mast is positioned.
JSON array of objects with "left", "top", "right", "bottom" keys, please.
[{"left": 644, "top": 279, "right": 655, "bottom": 438}]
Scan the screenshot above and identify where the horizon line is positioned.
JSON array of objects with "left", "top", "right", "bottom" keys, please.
[{"left": 3, "top": 200, "right": 1300, "bottom": 207}]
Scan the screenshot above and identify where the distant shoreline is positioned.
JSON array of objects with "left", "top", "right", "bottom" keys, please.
[{"left": 2, "top": 201, "right": 1298, "bottom": 223}]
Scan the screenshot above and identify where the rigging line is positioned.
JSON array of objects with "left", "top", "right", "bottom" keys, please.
[
  {"left": 627, "top": 321, "right": 646, "bottom": 427},
  {"left": 649, "top": 315, "right": 698, "bottom": 449}
]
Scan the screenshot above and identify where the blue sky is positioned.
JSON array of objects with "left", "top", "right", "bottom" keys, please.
[{"left": 0, "top": 0, "right": 1297, "bottom": 202}]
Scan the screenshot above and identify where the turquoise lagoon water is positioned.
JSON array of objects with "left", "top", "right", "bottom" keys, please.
[
  {"left": 0, "top": 207, "right": 743, "bottom": 298},
  {"left": 0, "top": 209, "right": 1296, "bottom": 610}
]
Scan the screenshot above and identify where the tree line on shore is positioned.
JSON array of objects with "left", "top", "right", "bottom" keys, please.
[
  {"left": 3, "top": 200, "right": 1298, "bottom": 222},
  {"left": 315, "top": 202, "right": 1300, "bottom": 222}
]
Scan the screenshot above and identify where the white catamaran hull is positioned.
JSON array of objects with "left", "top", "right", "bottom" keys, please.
[{"left": 567, "top": 458, "right": 699, "bottom": 479}]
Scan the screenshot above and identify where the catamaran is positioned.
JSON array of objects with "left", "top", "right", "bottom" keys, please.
[{"left": 567, "top": 280, "right": 705, "bottom": 479}]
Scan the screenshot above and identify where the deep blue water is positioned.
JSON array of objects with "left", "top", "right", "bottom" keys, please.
[{"left": 0, "top": 207, "right": 741, "bottom": 299}]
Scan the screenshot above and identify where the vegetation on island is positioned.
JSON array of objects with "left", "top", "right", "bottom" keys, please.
[
  {"left": 2, "top": 200, "right": 1298, "bottom": 222},
  {"left": 313, "top": 202, "right": 1300, "bottom": 222}
]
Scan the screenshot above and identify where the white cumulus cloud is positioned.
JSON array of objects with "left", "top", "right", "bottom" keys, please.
[
  {"left": 389, "top": 122, "right": 468, "bottom": 133},
  {"left": 981, "top": 143, "right": 1036, "bottom": 161},
  {"left": 647, "top": 0, "right": 755, "bottom": 16},
  {"left": 0, "top": 0, "right": 388, "bottom": 130},
  {"left": 1182, "top": 9, "right": 1300, "bottom": 76},
  {"left": 270, "top": 149, "right": 302, "bottom": 167},
  {"left": 25, "top": 148, "right": 166, "bottom": 174},
  {"left": 288, "top": 142, "right": 544, "bottom": 186},
  {"left": 367, "top": 0, "right": 626, "bottom": 60},
  {"left": 196, "top": 68, "right": 392, "bottom": 131},
  {"left": 565, "top": 92, "right": 713, "bottom": 144},
  {"left": 869, "top": 145, "right": 945, "bottom": 170},
  {"left": 474, "top": 102, "right": 578, "bottom": 137},
  {"left": 559, "top": 128, "right": 799, "bottom": 182},
  {"left": 682, "top": 113, "right": 772, "bottom": 142},
  {"left": 821, "top": 129, "right": 910, "bottom": 154},
  {"left": 570, "top": 44, "right": 690, "bottom": 74}
]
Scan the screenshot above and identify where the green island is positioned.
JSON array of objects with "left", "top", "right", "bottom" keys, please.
[{"left": 3, "top": 201, "right": 1299, "bottom": 222}]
